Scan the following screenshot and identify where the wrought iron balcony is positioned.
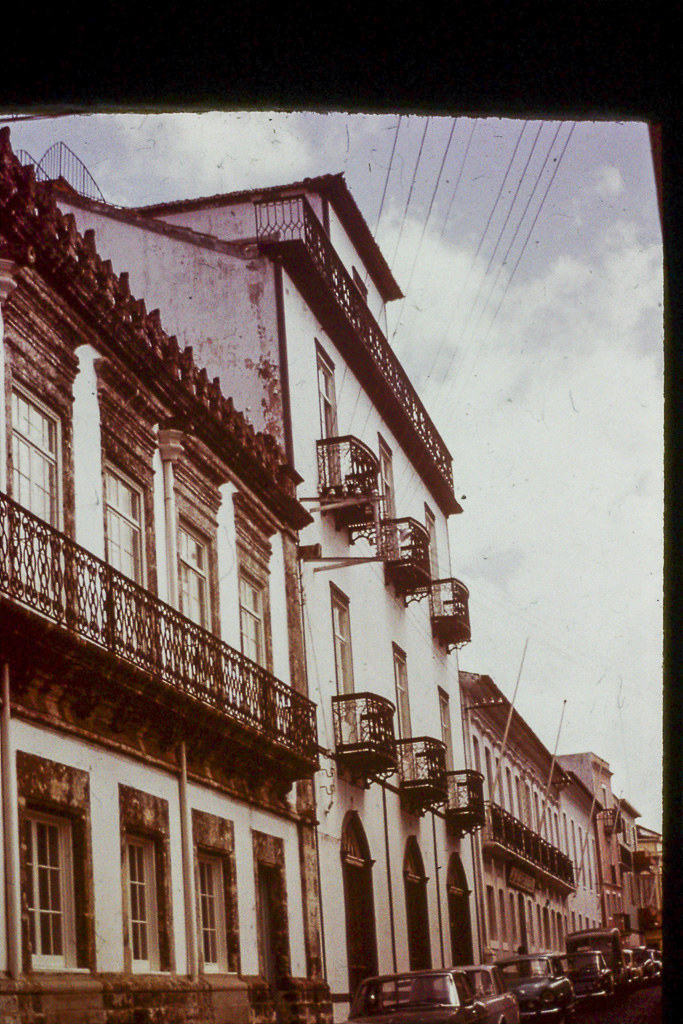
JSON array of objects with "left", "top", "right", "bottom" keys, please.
[
  {"left": 396, "top": 736, "right": 448, "bottom": 814},
  {"left": 379, "top": 517, "right": 431, "bottom": 596},
  {"left": 632, "top": 849, "right": 654, "bottom": 873},
  {"left": 316, "top": 435, "right": 380, "bottom": 536},
  {"left": 482, "top": 802, "right": 576, "bottom": 894},
  {"left": 601, "top": 807, "right": 625, "bottom": 837},
  {"left": 444, "top": 769, "right": 486, "bottom": 837},
  {"left": 254, "top": 195, "right": 458, "bottom": 516},
  {"left": 0, "top": 491, "right": 319, "bottom": 780},
  {"left": 331, "top": 691, "right": 397, "bottom": 782},
  {"left": 428, "top": 578, "right": 471, "bottom": 649}
]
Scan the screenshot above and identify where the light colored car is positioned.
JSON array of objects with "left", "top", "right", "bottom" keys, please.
[
  {"left": 622, "top": 948, "right": 643, "bottom": 987},
  {"left": 347, "top": 969, "right": 487, "bottom": 1023},
  {"left": 461, "top": 965, "right": 521, "bottom": 1024}
]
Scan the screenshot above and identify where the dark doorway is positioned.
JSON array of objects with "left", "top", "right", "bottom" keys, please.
[
  {"left": 404, "top": 837, "right": 432, "bottom": 971},
  {"left": 446, "top": 853, "right": 473, "bottom": 966},
  {"left": 341, "top": 813, "right": 378, "bottom": 1001},
  {"left": 517, "top": 892, "right": 528, "bottom": 950},
  {"left": 257, "top": 863, "right": 286, "bottom": 1004}
]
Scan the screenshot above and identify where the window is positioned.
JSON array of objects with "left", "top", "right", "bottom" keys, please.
[
  {"left": 26, "top": 813, "right": 76, "bottom": 969},
  {"left": 378, "top": 437, "right": 396, "bottom": 518},
  {"left": 198, "top": 855, "right": 228, "bottom": 972},
  {"left": 486, "top": 885, "right": 497, "bottom": 941},
  {"left": 12, "top": 388, "right": 60, "bottom": 525},
  {"left": 506, "top": 769, "right": 515, "bottom": 817},
  {"left": 509, "top": 893, "right": 517, "bottom": 946},
  {"left": 240, "top": 574, "right": 265, "bottom": 666},
  {"left": 105, "top": 468, "right": 144, "bottom": 582},
  {"left": 439, "top": 690, "right": 454, "bottom": 772},
  {"left": 498, "top": 890, "right": 507, "bottom": 942},
  {"left": 484, "top": 748, "right": 494, "bottom": 802},
  {"left": 331, "top": 586, "right": 354, "bottom": 694},
  {"left": 393, "top": 646, "right": 411, "bottom": 739},
  {"left": 125, "top": 837, "right": 159, "bottom": 971},
  {"left": 425, "top": 505, "right": 438, "bottom": 578},
  {"left": 179, "top": 524, "right": 209, "bottom": 628},
  {"left": 472, "top": 736, "right": 482, "bottom": 775},
  {"left": 316, "top": 345, "right": 338, "bottom": 439}
]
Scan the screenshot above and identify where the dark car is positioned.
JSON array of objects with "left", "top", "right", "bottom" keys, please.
[
  {"left": 496, "top": 955, "right": 575, "bottom": 1024},
  {"left": 460, "top": 965, "right": 520, "bottom": 1024},
  {"left": 560, "top": 951, "right": 614, "bottom": 1001},
  {"left": 632, "top": 945, "right": 657, "bottom": 981},
  {"left": 347, "top": 969, "right": 486, "bottom": 1024}
]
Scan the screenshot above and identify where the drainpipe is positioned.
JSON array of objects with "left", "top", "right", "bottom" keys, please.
[
  {"left": 158, "top": 429, "right": 184, "bottom": 609},
  {"left": 179, "top": 740, "right": 198, "bottom": 980},
  {"left": 382, "top": 784, "right": 398, "bottom": 972},
  {"left": 431, "top": 811, "right": 445, "bottom": 967},
  {"left": 1, "top": 661, "right": 21, "bottom": 978}
]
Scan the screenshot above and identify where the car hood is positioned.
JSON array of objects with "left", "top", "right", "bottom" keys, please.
[
  {"left": 507, "top": 980, "right": 553, "bottom": 998},
  {"left": 349, "top": 1008, "right": 467, "bottom": 1024}
]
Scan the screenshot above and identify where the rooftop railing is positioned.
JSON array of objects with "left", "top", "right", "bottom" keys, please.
[
  {"left": 0, "top": 491, "right": 319, "bottom": 773},
  {"left": 483, "top": 801, "right": 575, "bottom": 891},
  {"left": 255, "top": 195, "right": 455, "bottom": 508}
]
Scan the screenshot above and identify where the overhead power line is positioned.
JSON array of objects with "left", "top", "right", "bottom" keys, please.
[{"left": 389, "top": 116, "right": 431, "bottom": 271}]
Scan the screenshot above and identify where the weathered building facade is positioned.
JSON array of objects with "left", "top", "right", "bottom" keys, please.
[
  {"left": 50, "top": 167, "right": 486, "bottom": 1019},
  {"left": 459, "top": 672, "right": 604, "bottom": 960},
  {"left": 0, "top": 129, "right": 329, "bottom": 1024},
  {"left": 635, "top": 824, "right": 662, "bottom": 953}
]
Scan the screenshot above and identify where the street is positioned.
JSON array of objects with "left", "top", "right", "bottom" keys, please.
[{"left": 574, "top": 982, "right": 661, "bottom": 1023}]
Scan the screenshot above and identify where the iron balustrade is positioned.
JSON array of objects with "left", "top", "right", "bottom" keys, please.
[
  {"left": 429, "top": 577, "right": 471, "bottom": 648},
  {"left": 254, "top": 196, "right": 455, "bottom": 503},
  {"left": 380, "top": 517, "right": 431, "bottom": 595},
  {"left": 483, "top": 802, "right": 576, "bottom": 890},
  {"left": 600, "top": 807, "right": 625, "bottom": 837},
  {"left": 316, "top": 436, "right": 380, "bottom": 534},
  {"left": 396, "top": 736, "right": 448, "bottom": 810},
  {"left": 632, "top": 849, "right": 653, "bottom": 873},
  {"left": 331, "top": 691, "right": 397, "bottom": 777},
  {"left": 0, "top": 491, "right": 318, "bottom": 768},
  {"left": 445, "top": 769, "right": 486, "bottom": 836}
]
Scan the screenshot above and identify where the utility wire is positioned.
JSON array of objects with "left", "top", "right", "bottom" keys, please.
[
  {"left": 389, "top": 117, "right": 431, "bottom": 271},
  {"left": 373, "top": 115, "right": 403, "bottom": 239},
  {"left": 390, "top": 118, "right": 458, "bottom": 342}
]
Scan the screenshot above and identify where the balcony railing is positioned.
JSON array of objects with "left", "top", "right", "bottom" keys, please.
[
  {"left": 0, "top": 492, "right": 319, "bottom": 775},
  {"left": 601, "top": 807, "right": 625, "bottom": 837},
  {"left": 632, "top": 849, "right": 654, "bottom": 873},
  {"left": 482, "top": 802, "right": 576, "bottom": 892},
  {"left": 444, "top": 769, "right": 486, "bottom": 837},
  {"left": 254, "top": 195, "right": 457, "bottom": 513},
  {"left": 379, "top": 517, "right": 431, "bottom": 596},
  {"left": 396, "top": 736, "right": 448, "bottom": 813},
  {"left": 428, "top": 578, "right": 471, "bottom": 649},
  {"left": 331, "top": 692, "right": 397, "bottom": 781},
  {"left": 316, "top": 435, "right": 380, "bottom": 535}
]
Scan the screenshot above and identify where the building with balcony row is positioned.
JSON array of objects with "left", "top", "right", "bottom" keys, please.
[
  {"left": 44, "top": 148, "right": 486, "bottom": 1023},
  {"left": 0, "top": 129, "right": 327, "bottom": 1024},
  {"left": 635, "top": 824, "right": 662, "bottom": 954},
  {"left": 459, "top": 672, "right": 603, "bottom": 962}
]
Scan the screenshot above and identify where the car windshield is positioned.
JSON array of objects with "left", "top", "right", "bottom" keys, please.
[
  {"left": 499, "top": 958, "right": 551, "bottom": 982},
  {"left": 351, "top": 974, "right": 460, "bottom": 1016},
  {"left": 566, "top": 953, "right": 602, "bottom": 971}
]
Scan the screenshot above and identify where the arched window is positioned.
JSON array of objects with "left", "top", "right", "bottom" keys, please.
[{"left": 446, "top": 854, "right": 473, "bottom": 965}]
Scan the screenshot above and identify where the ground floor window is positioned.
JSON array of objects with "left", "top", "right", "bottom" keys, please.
[
  {"left": 198, "top": 854, "right": 228, "bottom": 972},
  {"left": 125, "top": 837, "right": 160, "bottom": 971},
  {"left": 26, "top": 812, "right": 76, "bottom": 969}
]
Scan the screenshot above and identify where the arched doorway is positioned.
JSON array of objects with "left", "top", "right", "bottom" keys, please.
[
  {"left": 341, "top": 813, "right": 378, "bottom": 1000},
  {"left": 446, "top": 853, "right": 473, "bottom": 966},
  {"left": 404, "top": 837, "right": 432, "bottom": 970}
]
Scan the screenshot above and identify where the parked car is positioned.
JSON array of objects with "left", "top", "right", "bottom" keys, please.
[
  {"left": 347, "top": 969, "right": 487, "bottom": 1023},
  {"left": 647, "top": 949, "right": 662, "bottom": 981},
  {"left": 460, "top": 965, "right": 521, "bottom": 1024},
  {"left": 495, "top": 954, "right": 575, "bottom": 1023},
  {"left": 565, "top": 927, "right": 628, "bottom": 992},
  {"left": 622, "top": 948, "right": 643, "bottom": 987},
  {"left": 560, "top": 951, "right": 615, "bottom": 1001},
  {"left": 632, "top": 945, "right": 657, "bottom": 981}
]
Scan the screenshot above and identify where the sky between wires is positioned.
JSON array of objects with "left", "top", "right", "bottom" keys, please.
[{"left": 3, "top": 111, "right": 663, "bottom": 831}]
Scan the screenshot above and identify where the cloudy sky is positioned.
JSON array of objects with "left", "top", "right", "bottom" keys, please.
[{"left": 2, "top": 111, "right": 663, "bottom": 831}]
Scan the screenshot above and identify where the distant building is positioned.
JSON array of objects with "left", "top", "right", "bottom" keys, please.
[
  {"left": 0, "top": 128, "right": 327, "bottom": 1024},
  {"left": 459, "top": 672, "right": 591, "bottom": 960},
  {"left": 635, "top": 824, "right": 663, "bottom": 953}
]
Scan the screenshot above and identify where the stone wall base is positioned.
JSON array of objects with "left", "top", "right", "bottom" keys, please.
[{"left": 0, "top": 973, "right": 332, "bottom": 1024}]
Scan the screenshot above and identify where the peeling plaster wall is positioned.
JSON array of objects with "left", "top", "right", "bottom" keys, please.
[{"left": 56, "top": 201, "right": 284, "bottom": 444}]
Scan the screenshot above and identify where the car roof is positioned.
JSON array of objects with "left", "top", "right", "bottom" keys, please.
[{"left": 357, "top": 969, "right": 463, "bottom": 985}]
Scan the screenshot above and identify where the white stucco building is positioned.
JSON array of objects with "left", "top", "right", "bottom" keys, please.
[{"left": 50, "top": 167, "right": 487, "bottom": 1018}]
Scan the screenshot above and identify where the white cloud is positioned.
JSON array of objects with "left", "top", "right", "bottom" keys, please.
[{"left": 594, "top": 163, "right": 625, "bottom": 198}]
